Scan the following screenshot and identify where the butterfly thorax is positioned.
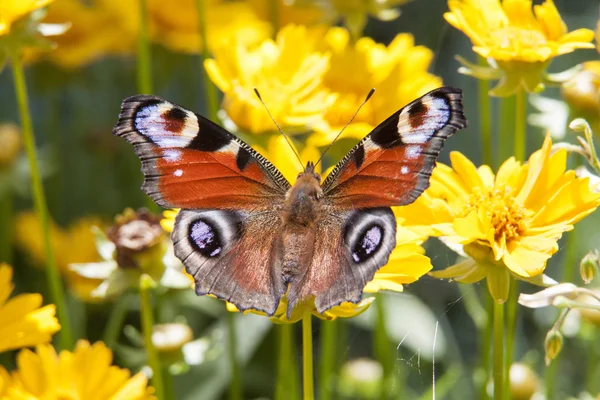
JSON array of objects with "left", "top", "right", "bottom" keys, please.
[{"left": 283, "top": 164, "right": 323, "bottom": 227}]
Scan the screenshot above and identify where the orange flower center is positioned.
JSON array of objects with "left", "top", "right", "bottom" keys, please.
[{"left": 461, "top": 187, "right": 529, "bottom": 242}]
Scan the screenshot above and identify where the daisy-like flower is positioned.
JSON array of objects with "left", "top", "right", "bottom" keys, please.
[
  {"left": 0, "top": 0, "right": 53, "bottom": 35},
  {"left": 161, "top": 138, "right": 433, "bottom": 323},
  {"left": 14, "top": 212, "right": 105, "bottom": 301},
  {"left": 148, "top": 0, "right": 271, "bottom": 55},
  {"left": 5, "top": 340, "right": 155, "bottom": 399},
  {"left": 446, "top": 0, "right": 596, "bottom": 95},
  {"left": 0, "top": 264, "right": 60, "bottom": 353},
  {"left": 396, "top": 135, "right": 600, "bottom": 302},
  {"left": 204, "top": 24, "right": 335, "bottom": 135},
  {"left": 70, "top": 209, "right": 191, "bottom": 300},
  {"left": 309, "top": 27, "right": 442, "bottom": 146},
  {"left": 34, "top": 0, "right": 137, "bottom": 69}
]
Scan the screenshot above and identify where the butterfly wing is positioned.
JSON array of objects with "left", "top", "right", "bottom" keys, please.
[
  {"left": 287, "top": 207, "right": 397, "bottom": 315},
  {"left": 113, "top": 95, "right": 290, "bottom": 209},
  {"left": 321, "top": 87, "right": 467, "bottom": 208},
  {"left": 173, "top": 209, "right": 286, "bottom": 315},
  {"left": 114, "top": 95, "right": 291, "bottom": 314}
]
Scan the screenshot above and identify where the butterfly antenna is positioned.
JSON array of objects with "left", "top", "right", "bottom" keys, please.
[
  {"left": 253, "top": 88, "right": 304, "bottom": 170},
  {"left": 315, "top": 88, "right": 375, "bottom": 169}
]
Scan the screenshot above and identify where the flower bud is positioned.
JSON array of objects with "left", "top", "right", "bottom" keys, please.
[
  {"left": 580, "top": 251, "right": 599, "bottom": 284},
  {"left": 509, "top": 363, "right": 539, "bottom": 400},
  {"left": 107, "top": 208, "right": 165, "bottom": 269},
  {"left": 577, "top": 291, "right": 600, "bottom": 327},
  {"left": 152, "top": 323, "right": 193, "bottom": 353},
  {"left": 544, "top": 329, "right": 563, "bottom": 365},
  {"left": 0, "top": 124, "right": 22, "bottom": 167},
  {"left": 561, "top": 62, "right": 600, "bottom": 118},
  {"left": 338, "top": 358, "right": 383, "bottom": 399}
]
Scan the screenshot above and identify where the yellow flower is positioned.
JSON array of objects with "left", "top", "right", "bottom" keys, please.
[
  {"left": 0, "top": 0, "right": 53, "bottom": 35},
  {"left": 445, "top": 0, "right": 595, "bottom": 63},
  {"left": 5, "top": 340, "right": 155, "bottom": 399},
  {"left": 14, "top": 212, "right": 104, "bottom": 301},
  {"left": 147, "top": 0, "right": 271, "bottom": 55},
  {"left": 0, "top": 264, "right": 60, "bottom": 353},
  {"left": 397, "top": 135, "right": 600, "bottom": 301},
  {"left": 205, "top": 24, "right": 335, "bottom": 135},
  {"left": 446, "top": 0, "right": 596, "bottom": 95},
  {"left": 0, "top": 123, "right": 21, "bottom": 167},
  {"left": 247, "top": 0, "right": 324, "bottom": 26},
  {"left": 162, "top": 137, "right": 432, "bottom": 321},
  {"left": 310, "top": 27, "right": 442, "bottom": 146},
  {"left": 36, "top": 0, "right": 137, "bottom": 68}
]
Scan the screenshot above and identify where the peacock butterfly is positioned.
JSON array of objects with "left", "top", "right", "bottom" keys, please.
[{"left": 113, "top": 87, "right": 467, "bottom": 317}]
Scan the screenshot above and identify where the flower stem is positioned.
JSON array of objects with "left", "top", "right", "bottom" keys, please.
[
  {"left": 196, "top": 0, "right": 219, "bottom": 121},
  {"left": 561, "top": 229, "right": 578, "bottom": 283},
  {"left": 499, "top": 96, "right": 515, "bottom": 163},
  {"left": 302, "top": 313, "right": 314, "bottom": 400},
  {"left": 227, "top": 311, "right": 242, "bottom": 400},
  {"left": 493, "top": 301, "right": 505, "bottom": 400},
  {"left": 514, "top": 90, "right": 527, "bottom": 161},
  {"left": 374, "top": 293, "right": 394, "bottom": 398},
  {"left": 478, "top": 56, "right": 492, "bottom": 167},
  {"left": 318, "top": 320, "right": 337, "bottom": 400},
  {"left": 102, "top": 293, "right": 132, "bottom": 349},
  {"left": 136, "top": 0, "right": 153, "bottom": 94},
  {"left": 268, "top": 0, "right": 280, "bottom": 35},
  {"left": 478, "top": 293, "right": 493, "bottom": 400},
  {"left": 276, "top": 324, "right": 299, "bottom": 400},
  {"left": 0, "top": 194, "right": 13, "bottom": 264},
  {"left": 11, "top": 56, "right": 73, "bottom": 350},
  {"left": 140, "top": 275, "right": 165, "bottom": 400},
  {"left": 503, "top": 280, "right": 518, "bottom": 400}
]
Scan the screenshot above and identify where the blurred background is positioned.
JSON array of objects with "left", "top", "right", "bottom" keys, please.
[{"left": 1, "top": 0, "right": 599, "bottom": 399}]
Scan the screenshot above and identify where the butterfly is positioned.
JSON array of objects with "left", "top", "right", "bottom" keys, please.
[{"left": 114, "top": 87, "right": 467, "bottom": 318}]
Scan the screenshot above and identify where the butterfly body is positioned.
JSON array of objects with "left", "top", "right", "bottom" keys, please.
[{"left": 114, "top": 87, "right": 467, "bottom": 317}]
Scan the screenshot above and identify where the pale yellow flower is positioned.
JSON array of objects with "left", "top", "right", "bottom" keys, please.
[
  {"left": 0, "top": 0, "right": 53, "bottom": 35},
  {"left": 397, "top": 135, "right": 600, "bottom": 301},
  {"left": 14, "top": 212, "right": 104, "bottom": 301},
  {"left": 148, "top": 0, "right": 271, "bottom": 55},
  {"left": 310, "top": 27, "right": 442, "bottom": 146},
  {"left": 0, "top": 264, "right": 60, "bottom": 353},
  {"left": 205, "top": 24, "right": 335, "bottom": 135},
  {"left": 445, "top": 0, "right": 595, "bottom": 63},
  {"left": 5, "top": 341, "right": 155, "bottom": 399}
]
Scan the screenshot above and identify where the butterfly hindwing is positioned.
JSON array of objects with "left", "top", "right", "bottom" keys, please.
[
  {"left": 322, "top": 87, "right": 467, "bottom": 208},
  {"left": 173, "top": 209, "right": 287, "bottom": 315},
  {"left": 113, "top": 95, "right": 290, "bottom": 210}
]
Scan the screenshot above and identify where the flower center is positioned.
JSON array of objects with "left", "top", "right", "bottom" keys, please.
[
  {"left": 489, "top": 27, "right": 547, "bottom": 51},
  {"left": 460, "top": 186, "right": 529, "bottom": 242}
]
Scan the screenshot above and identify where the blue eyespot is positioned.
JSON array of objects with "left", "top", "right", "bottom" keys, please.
[
  {"left": 190, "top": 219, "right": 222, "bottom": 257},
  {"left": 351, "top": 225, "right": 383, "bottom": 263}
]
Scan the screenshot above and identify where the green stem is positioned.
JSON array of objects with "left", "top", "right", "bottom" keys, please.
[
  {"left": 493, "top": 302, "right": 505, "bottom": 400},
  {"left": 478, "top": 293, "right": 493, "bottom": 400},
  {"left": 10, "top": 56, "right": 73, "bottom": 350},
  {"left": 227, "top": 312, "right": 242, "bottom": 400},
  {"left": 499, "top": 96, "right": 515, "bottom": 164},
  {"left": 0, "top": 193, "right": 13, "bottom": 264},
  {"left": 140, "top": 275, "right": 165, "bottom": 400},
  {"left": 318, "top": 320, "right": 337, "bottom": 400},
  {"left": 514, "top": 90, "right": 527, "bottom": 161},
  {"left": 196, "top": 0, "right": 219, "bottom": 121},
  {"left": 374, "top": 293, "right": 394, "bottom": 399},
  {"left": 268, "top": 0, "right": 280, "bottom": 35},
  {"left": 503, "top": 280, "right": 518, "bottom": 400},
  {"left": 162, "top": 366, "right": 175, "bottom": 400},
  {"left": 276, "top": 324, "right": 299, "bottom": 400},
  {"left": 478, "top": 56, "right": 492, "bottom": 168},
  {"left": 102, "top": 293, "right": 131, "bottom": 349},
  {"left": 302, "top": 313, "right": 314, "bottom": 400},
  {"left": 136, "top": 0, "right": 153, "bottom": 94},
  {"left": 562, "top": 229, "right": 578, "bottom": 283}
]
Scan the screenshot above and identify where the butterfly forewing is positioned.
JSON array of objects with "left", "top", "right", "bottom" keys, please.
[
  {"left": 321, "top": 87, "right": 467, "bottom": 209},
  {"left": 113, "top": 95, "right": 290, "bottom": 210}
]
